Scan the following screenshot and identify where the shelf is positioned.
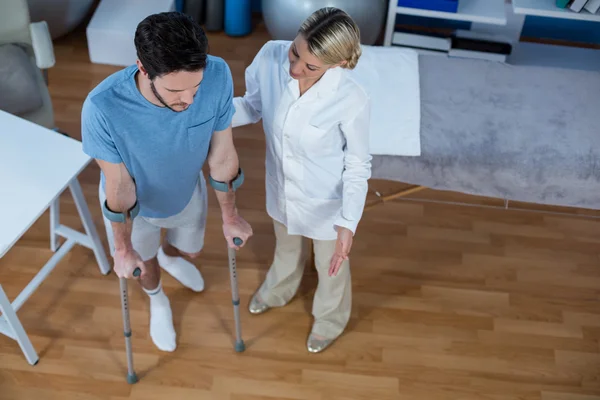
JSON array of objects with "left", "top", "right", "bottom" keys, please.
[
  {"left": 396, "top": 0, "right": 507, "bottom": 25},
  {"left": 508, "top": 41, "right": 600, "bottom": 71},
  {"left": 512, "top": 0, "right": 600, "bottom": 22},
  {"left": 395, "top": 41, "right": 600, "bottom": 71}
]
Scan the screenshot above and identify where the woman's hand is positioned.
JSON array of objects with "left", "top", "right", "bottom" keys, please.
[{"left": 329, "top": 227, "right": 353, "bottom": 276}]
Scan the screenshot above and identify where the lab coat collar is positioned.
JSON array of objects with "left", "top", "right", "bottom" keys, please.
[{"left": 281, "top": 47, "right": 342, "bottom": 100}]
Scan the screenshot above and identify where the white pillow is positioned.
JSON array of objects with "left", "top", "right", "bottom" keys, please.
[
  {"left": 348, "top": 45, "right": 422, "bottom": 157},
  {"left": 0, "top": 44, "right": 44, "bottom": 116}
]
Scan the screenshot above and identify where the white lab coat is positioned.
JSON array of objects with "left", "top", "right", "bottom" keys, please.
[{"left": 232, "top": 40, "right": 372, "bottom": 241}]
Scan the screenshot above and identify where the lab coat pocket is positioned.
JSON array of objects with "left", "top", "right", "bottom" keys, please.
[
  {"left": 187, "top": 116, "right": 215, "bottom": 155},
  {"left": 300, "top": 124, "right": 336, "bottom": 156},
  {"left": 300, "top": 125, "right": 344, "bottom": 200},
  {"left": 302, "top": 162, "right": 343, "bottom": 200},
  {"left": 297, "top": 197, "right": 341, "bottom": 239}
]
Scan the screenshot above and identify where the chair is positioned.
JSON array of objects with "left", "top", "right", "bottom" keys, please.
[{"left": 0, "top": 0, "right": 56, "bottom": 129}]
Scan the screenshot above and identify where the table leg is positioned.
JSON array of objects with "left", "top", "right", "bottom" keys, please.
[
  {"left": 50, "top": 197, "right": 60, "bottom": 252},
  {"left": 68, "top": 178, "right": 111, "bottom": 276},
  {"left": 0, "top": 285, "right": 39, "bottom": 365}
]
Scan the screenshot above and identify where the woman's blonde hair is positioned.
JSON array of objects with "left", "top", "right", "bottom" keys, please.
[{"left": 298, "top": 7, "right": 362, "bottom": 70}]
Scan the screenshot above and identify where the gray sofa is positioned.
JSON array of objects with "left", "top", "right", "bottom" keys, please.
[{"left": 0, "top": 0, "right": 55, "bottom": 129}]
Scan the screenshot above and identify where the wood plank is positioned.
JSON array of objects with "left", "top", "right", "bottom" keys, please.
[{"left": 1, "top": 21, "right": 600, "bottom": 400}]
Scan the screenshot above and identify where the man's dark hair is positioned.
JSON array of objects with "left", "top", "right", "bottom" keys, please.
[{"left": 134, "top": 11, "right": 208, "bottom": 80}]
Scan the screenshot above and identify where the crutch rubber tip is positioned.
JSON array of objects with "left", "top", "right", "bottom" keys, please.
[
  {"left": 235, "top": 341, "right": 245, "bottom": 352},
  {"left": 127, "top": 373, "right": 138, "bottom": 384},
  {"left": 233, "top": 237, "right": 243, "bottom": 246}
]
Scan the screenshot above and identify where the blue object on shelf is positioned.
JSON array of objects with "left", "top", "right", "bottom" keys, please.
[
  {"left": 398, "top": 0, "right": 459, "bottom": 13},
  {"left": 225, "top": 0, "right": 252, "bottom": 36},
  {"left": 175, "top": 0, "right": 184, "bottom": 12}
]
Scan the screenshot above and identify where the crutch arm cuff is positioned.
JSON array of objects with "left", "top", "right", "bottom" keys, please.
[{"left": 209, "top": 168, "right": 244, "bottom": 192}]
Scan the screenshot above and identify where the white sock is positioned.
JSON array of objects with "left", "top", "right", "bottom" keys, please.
[
  {"left": 157, "top": 246, "right": 204, "bottom": 292},
  {"left": 143, "top": 282, "right": 176, "bottom": 352}
]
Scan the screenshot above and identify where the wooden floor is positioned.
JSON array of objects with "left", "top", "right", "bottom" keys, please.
[{"left": 2, "top": 23, "right": 600, "bottom": 400}]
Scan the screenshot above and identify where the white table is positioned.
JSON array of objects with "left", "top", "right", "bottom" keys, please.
[{"left": 0, "top": 110, "right": 110, "bottom": 365}]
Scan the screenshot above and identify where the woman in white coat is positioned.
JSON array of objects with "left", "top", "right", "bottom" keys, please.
[{"left": 232, "top": 7, "right": 371, "bottom": 353}]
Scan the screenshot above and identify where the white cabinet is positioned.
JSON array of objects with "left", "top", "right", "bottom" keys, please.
[{"left": 86, "top": 0, "right": 176, "bottom": 66}]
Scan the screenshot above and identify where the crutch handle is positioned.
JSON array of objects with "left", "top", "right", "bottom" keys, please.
[
  {"left": 133, "top": 268, "right": 141, "bottom": 278},
  {"left": 233, "top": 237, "right": 243, "bottom": 246}
]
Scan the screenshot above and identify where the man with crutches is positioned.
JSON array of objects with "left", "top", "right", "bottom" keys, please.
[{"left": 81, "top": 11, "right": 253, "bottom": 362}]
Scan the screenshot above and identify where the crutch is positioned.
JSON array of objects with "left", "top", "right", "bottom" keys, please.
[
  {"left": 118, "top": 235, "right": 244, "bottom": 385},
  {"left": 228, "top": 237, "right": 245, "bottom": 352},
  {"left": 119, "top": 267, "right": 141, "bottom": 384}
]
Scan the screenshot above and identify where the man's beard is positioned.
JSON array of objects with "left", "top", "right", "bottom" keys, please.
[{"left": 150, "top": 81, "right": 188, "bottom": 112}]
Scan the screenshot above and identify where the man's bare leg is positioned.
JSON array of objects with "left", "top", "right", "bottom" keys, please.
[
  {"left": 139, "top": 256, "right": 161, "bottom": 290},
  {"left": 139, "top": 256, "right": 177, "bottom": 352},
  {"left": 157, "top": 237, "right": 204, "bottom": 292}
]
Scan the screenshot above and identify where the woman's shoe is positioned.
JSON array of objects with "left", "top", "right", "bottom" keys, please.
[
  {"left": 248, "top": 293, "right": 270, "bottom": 314},
  {"left": 306, "top": 333, "right": 334, "bottom": 353}
]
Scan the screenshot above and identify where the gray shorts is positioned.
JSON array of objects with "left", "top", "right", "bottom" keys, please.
[{"left": 98, "top": 175, "right": 208, "bottom": 261}]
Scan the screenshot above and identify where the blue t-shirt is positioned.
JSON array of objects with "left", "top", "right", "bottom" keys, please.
[{"left": 81, "top": 56, "right": 234, "bottom": 218}]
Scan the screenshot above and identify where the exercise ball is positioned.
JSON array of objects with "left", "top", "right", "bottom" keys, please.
[{"left": 261, "top": 0, "right": 387, "bottom": 45}]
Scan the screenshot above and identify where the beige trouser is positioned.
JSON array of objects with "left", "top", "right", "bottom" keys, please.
[{"left": 258, "top": 219, "right": 352, "bottom": 339}]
